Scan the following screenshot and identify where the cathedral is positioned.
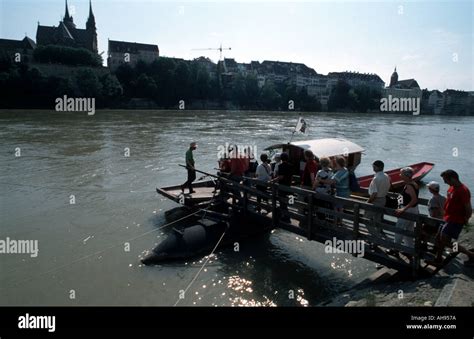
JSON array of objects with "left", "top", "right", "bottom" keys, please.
[
  {"left": 36, "top": 0, "right": 98, "bottom": 53},
  {"left": 388, "top": 67, "right": 420, "bottom": 90},
  {"left": 382, "top": 67, "right": 422, "bottom": 104}
]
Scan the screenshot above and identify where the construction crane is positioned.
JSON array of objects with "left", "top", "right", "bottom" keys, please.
[{"left": 191, "top": 43, "right": 231, "bottom": 61}]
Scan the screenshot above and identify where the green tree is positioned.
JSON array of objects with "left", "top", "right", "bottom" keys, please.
[
  {"left": 33, "top": 45, "right": 101, "bottom": 67},
  {"left": 135, "top": 60, "right": 149, "bottom": 75},
  {"left": 75, "top": 69, "right": 103, "bottom": 98},
  {"left": 298, "top": 87, "right": 321, "bottom": 111},
  {"left": 261, "top": 82, "right": 281, "bottom": 110},
  {"left": 101, "top": 74, "right": 123, "bottom": 98},
  {"left": 114, "top": 63, "right": 136, "bottom": 97},
  {"left": 0, "top": 50, "right": 12, "bottom": 72},
  {"left": 244, "top": 75, "right": 259, "bottom": 108},
  {"left": 352, "top": 85, "right": 382, "bottom": 112},
  {"left": 136, "top": 73, "right": 157, "bottom": 99},
  {"left": 196, "top": 68, "right": 210, "bottom": 100},
  {"left": 231, "top": 74, "right": 247, "bottom": 107},
  {"left": 328, "top": 80, "right": 351, "bottom": 111},
  {"left": 174, "top": 61, "right": 191, "bottom": 101}
]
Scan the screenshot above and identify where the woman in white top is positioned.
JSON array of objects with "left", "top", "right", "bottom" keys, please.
[{"left": 271, "top": 153, "right": 281, "bottom": 179}]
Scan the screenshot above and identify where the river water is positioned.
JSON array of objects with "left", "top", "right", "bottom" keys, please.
[{"left": 0, "top": 110, "right": 473, "bottom": 306}]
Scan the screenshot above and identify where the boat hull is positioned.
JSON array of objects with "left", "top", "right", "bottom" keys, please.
[
  {"left": 141, "top": 221, "right": 227, "bottom": 264},
  {"left": 141, "top": 212, "right": 272, "bottom": 264}
]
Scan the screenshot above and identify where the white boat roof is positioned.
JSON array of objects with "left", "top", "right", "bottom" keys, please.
[{"left": 265, "top": 138, "right": 365, "bottom": 158}]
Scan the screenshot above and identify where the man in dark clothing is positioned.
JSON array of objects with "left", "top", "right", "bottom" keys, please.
[
  {"left": 181, "top": 142, "right": 197, "bottom": 194},
  {"left": 273, "top": 152, "right": 292, "bottom": 186},
  {"left": 270, "top": 152, "right": 293, "bottom": 222}
]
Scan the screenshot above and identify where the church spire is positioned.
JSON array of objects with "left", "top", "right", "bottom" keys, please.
[
  {"left": 86, "top": 0, "right": 96, "bottom": 30},
  {"left": 63, "top": 0, "right": 76, "bottom": 29},
  {"left": 89, "top": 0, "right": 94, "bottom": 16},
  {"left": 390, "top": 66, "right": 398, "bottom": 87},
  {"left": 86, "top": 0, "right": 98, "bottom": 53},
  {"left": 64, "top": 0, "right": 72, "bottom": 21}
]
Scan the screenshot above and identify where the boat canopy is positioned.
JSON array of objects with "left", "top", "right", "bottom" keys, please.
[{"left": 264, "top": 138, "right": 365, "bottom": 158}]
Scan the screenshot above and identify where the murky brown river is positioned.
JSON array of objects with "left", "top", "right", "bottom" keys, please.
[{"left": 1, "top": 110, "right": 472, "bottom": 306}]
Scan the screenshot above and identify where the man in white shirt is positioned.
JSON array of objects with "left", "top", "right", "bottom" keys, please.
[
  {"left": 256, "top": 154, "right": 272, "bottom": 182},
  {"left": 255, "top": 153, "right": 272, "bottom": 212},
  {"left": 366, "top": 160, "right": 391, "bottom": 236}
]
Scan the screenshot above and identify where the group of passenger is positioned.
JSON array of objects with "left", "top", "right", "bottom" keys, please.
[
  {"left": 218, "top": 148, "right": 358, "bottom": 222},
  {"left": 217, "top": 145, "right": 260, "bottom": 180},
  {"left": 262, "top": 152, "right": 473, "bottom": 266},
  {"left": 183, "top": 143, "right": 473, "bottom": 266},
  {"left": 256, "top": 150, "right": 352, "bottom": 200},
  {"left": 366, "top": 162, "right": 473, "bottom": 266}
]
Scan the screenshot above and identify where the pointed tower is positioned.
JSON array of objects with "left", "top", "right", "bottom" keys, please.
[
  {"left": 389, "top": 66, "right": 398, "bottom": 87},
  {"left": 86, "top": 0, "right": 96, "bottom": 31},
  {"left": 63, "top": 0, "right": 76, "bottom": 30},
  {"left": 86, "top": 0, "right": 98, "bottom": 53}
]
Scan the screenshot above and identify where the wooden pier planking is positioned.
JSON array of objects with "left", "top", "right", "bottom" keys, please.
[{"left": 167, "top": 187, "right": 216, "bottom": 200}]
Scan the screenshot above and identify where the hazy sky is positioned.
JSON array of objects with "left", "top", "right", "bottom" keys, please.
[{"left": 0, "top": 0, "right": 472, "bottom": 91}]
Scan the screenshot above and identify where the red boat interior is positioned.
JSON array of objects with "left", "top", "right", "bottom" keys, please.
[{"left": 358, "top": 162, "right": 435, "bottom": 189}]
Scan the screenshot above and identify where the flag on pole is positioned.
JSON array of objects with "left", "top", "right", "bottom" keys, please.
[{"left": 295, "top": 117, "right": 307, "bottom": 133}]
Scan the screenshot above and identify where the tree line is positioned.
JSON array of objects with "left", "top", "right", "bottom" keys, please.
[
  {"left": 33, "top": 45, "right": 102, "bottom": 67},
  {"left": 328, "top": 80, "right": 382, "bottom": 113},
  {"left": 0, "top": 46, "right": 382, "bottom": 112},
  {"left": 0, "top": 50, "right": 121, "bottom": 108},
  {"left": 114, "top": 58, "right": 323, "bottom": 111}
]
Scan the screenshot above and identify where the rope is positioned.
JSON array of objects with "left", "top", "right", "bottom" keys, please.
[
  {"left": 0, "top": 210, "right": 202, "bottom": 290},
  {"left": 172, "top": 172, "right": 234, "bottom": 306},
  {"left": 173, "top": 229, "right": 227, "bottom": 306},
  {"left": 172, "top": 174, "right": 228, "bottom": 306}
]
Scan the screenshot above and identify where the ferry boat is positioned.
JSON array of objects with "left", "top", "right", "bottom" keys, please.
[
  {"left": 157, "top": 138, "right": 434, "bottom": 206},
  {"left": 146, "top": 138, "right": 439, "bottom": 272}
]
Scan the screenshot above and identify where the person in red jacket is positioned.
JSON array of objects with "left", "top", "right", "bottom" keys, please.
[
  {"left": 229, "top": 145, "right": 248, "bottom": 181},
  {"left": 431, "top": 169, "right": 474, "bottom": 266}
]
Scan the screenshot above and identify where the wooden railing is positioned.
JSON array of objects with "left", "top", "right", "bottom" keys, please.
[{"left": 211, "top": 174, "right": 444, "bottom": 276}]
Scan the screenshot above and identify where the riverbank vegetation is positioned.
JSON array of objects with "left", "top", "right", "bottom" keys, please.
[{"left": 0, "top": 48, "right": 467, "bottom": 114}]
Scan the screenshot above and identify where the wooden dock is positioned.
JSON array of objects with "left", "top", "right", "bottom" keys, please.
[{"left": 191, "top": 171, "right": 448, "bottom": 277}]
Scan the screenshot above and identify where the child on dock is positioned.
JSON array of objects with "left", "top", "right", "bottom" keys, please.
[{"left": 427, "top": 181, "right": 446, "bottom": 219}]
